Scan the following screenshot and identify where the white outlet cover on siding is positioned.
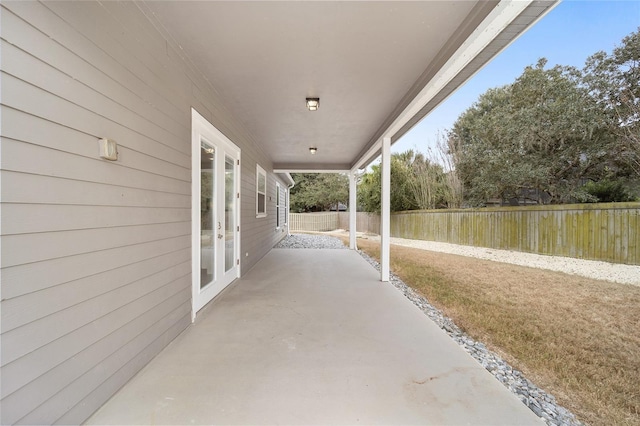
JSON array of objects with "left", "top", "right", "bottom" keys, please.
[{"left": 99, "top": 138, "right": 118, "bottom": 161}]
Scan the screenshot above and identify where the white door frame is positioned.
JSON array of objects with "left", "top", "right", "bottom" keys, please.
[{"left": 191, "top": 108, "right": 241, "bottom": 320}]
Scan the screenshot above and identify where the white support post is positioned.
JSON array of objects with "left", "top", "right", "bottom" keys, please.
[
  {"left": 380, "top": 137, "right": 391, "bottom": 282},
  {"left": 349, "top": 171, "right": 357, "bottom": 250}
]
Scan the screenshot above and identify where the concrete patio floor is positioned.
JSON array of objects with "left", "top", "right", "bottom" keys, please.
[{"left": 86, "top": 249, "right": 542, "bottom": 425}]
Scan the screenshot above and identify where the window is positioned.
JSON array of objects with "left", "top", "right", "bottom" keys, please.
[
  {"left": 284, "top": 188, "right": 288, "bottom": 225},
  {"left": 276, "top": 183, "right": 281, "bottom": 228},
  {"left": 256, "top": 164, "right": 267, "bottom": 217}
]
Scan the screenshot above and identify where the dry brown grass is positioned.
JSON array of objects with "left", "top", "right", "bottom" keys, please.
[{"left": 348, "top": 237, "right": 640, "bottom": 426}]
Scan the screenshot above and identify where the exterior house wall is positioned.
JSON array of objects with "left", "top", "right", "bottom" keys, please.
[{"left": 0, "top": 1, "right": 286, "bottom": 424}]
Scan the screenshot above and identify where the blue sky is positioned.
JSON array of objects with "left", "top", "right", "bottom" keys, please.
[{"left": 392, "top": 0, "right": 640, "bottom": 156}]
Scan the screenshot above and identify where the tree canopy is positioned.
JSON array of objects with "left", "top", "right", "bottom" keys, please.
[
  {"left": 451, "top": 60, "right": 615, "bottom": 205},
  {"left": 289, "top": 173, "right": 349, "bottom": 212},
  {"left": 356, "top": 150, "right": 459, "bottom": 212},
  {"left": 584, "top": 29, "right": 640, "bottom": 176},
  {"left": 357, "top": 154, "right": 417, "bottom": 213},
  {"left": 449, "top": 28, "right": 640, "bottom": 205}
]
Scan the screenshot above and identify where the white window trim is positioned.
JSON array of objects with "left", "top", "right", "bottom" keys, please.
[
  {"left": 284, "top": 187, "right": 288, "bottom": 225},
  {"left": 256, "top": 164, "right": 267, "bottom": 218},
  {"left": 276, "top": 182, "right": 281, "bottom": 229}
]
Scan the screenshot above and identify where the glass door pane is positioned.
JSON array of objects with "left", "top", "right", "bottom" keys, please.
[
  {"left": 224, "top": 155, "right": 235, "bottom": 272},
  {"left": 200, "top": 143, "right": 215, "bottom": 288}
]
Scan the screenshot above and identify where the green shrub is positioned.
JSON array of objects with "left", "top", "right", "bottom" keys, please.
[{"left": 583, "top": 179, "right": 636, "bottom": 203}]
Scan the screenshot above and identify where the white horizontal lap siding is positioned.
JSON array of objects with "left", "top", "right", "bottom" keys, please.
[{"left": 0, "top": 1, "right": 280, "bottom": 424}]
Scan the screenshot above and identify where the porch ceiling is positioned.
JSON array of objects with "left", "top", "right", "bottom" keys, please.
[{"left": 142, "top": 1, "right": 556, "bottom": 171}]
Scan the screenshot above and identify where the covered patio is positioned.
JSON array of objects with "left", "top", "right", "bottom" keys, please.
[
  {"left": 1, "top": 1, "right": 559, "bottom": 423},
  {"left": 141, "top": 0, "right": 559, "bottom": 283},
  {"left": 87, "top": 249, "right": 541, "bottom": 425}
]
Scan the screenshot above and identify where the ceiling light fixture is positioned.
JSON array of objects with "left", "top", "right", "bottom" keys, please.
[
  {"left": 309, "top": 147, "right": 318, "bottom": 155},
  {"left": 306, "top": 98, "right": 320, "bottom": 111}
]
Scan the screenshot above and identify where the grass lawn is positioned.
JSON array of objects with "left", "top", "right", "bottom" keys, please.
[{"left": 346, "top": 237, "right": 640, "bottom": 426}]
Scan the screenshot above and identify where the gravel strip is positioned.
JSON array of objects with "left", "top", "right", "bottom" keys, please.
[
  {"left": 275, "top": 233, "right": 347, "bottom": 249},
  {"left": 280, "top": 233, "right": 582, "bottom": 426},
  {"left": 334, "top": 233, "right": 640, "bottom": 286},
  {"left": 387, "top": 237, "right": 640, "bottom": 286}
]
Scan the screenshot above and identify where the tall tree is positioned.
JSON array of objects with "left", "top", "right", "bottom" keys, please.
[
  {"left": 451, "top": 59, "right": 616, "bottom": 205},
  {"left": 290, "top": 173, "right": 349, "bottom": 212},
  {"left": 357, "top": 149, "right": 458, "bottom": 212},
  {"left": 584, "top": 28, "right": 640, "bottom": 176},
  {"left": 402, "top": 150, "right": 448, "bottom": 210},
  {"left": 357, "top": 154, "right": 418, "bottom": 213},
  {"left": 435, "top": 134, "right": 464, "bottom": 208}
]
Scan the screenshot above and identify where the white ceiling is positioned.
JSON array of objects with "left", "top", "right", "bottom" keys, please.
[{"left": 142, "top": 1, "right": 555, "bottom": 171}]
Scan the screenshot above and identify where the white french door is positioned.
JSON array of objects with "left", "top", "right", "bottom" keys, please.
[{"left": 191, "top": 109, "right": 240, "bottom": 319}]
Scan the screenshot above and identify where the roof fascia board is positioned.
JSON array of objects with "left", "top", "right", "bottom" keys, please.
[
  {"left": 390, "top": 1, "right": 558, "bottom": 150},
  {"left": 352, "top": 0, "right": 554, "bottom": 171},
  {"left": 276, "top": 172, "right": 296, "bottom": 186},
  {"left": 352, "top": 0, "right": 497, "bottom": 171}
]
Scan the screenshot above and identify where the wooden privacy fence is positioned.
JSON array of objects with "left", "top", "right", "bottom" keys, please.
[
  {"left": 390, "top": 202, "right": 640, "bottom": 265},
  {"left": 290, "top": 212, "right": 380, "bottom": 233},
  {"left": 338, "top": 212, "right": 380, "bottom": 234},
  {"left": 289, "top": 203, "right": 639, "bottom": 265},
  {"left": 290, "top": 212, "right": 339, "bottom": 232}
]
